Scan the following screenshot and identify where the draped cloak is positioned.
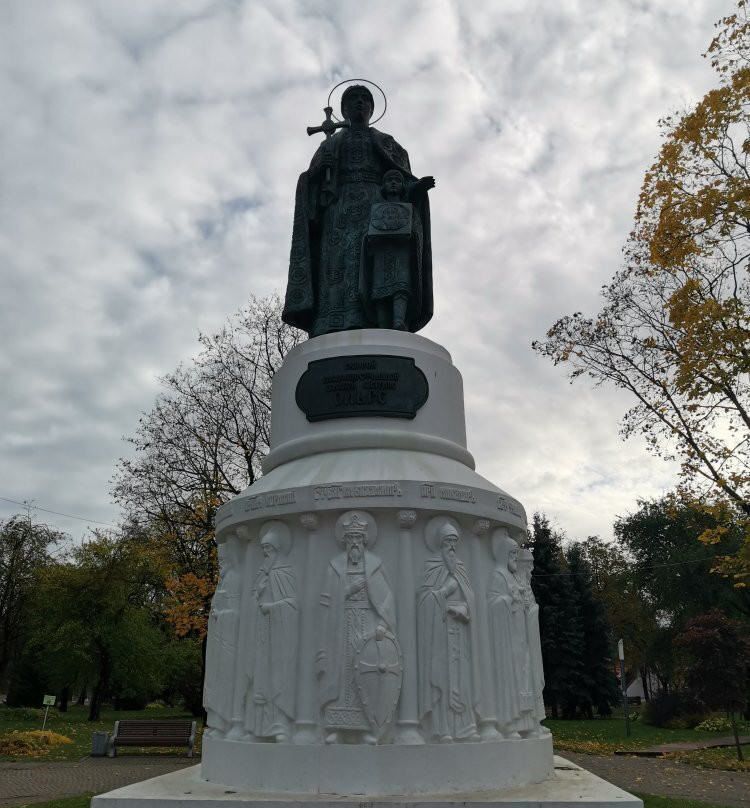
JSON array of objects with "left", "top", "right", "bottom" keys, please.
[
  {"left": 245, "top": 561, "right": 298, "bottom": 735},
  {"left": 487, "top": 566, "right": 527, "bottom": 731},
  {"left": 417, "top": 558, "right": 480, "bottom": 738},
  {"left": 318, "top": 550, "right": 396, "bottom": 711},
  {"left": 204, "top": 570, "right": 240, "bottom": 729},
  {"left": 283, "top": 126, "right": 433, "bottom": 337},
  {"left": 523, "top": 581, "right": 546, "bottom": 723}
]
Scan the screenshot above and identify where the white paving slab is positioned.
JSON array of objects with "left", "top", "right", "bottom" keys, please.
[{"left": 91, "top": 756, "right": 642, "bottom": 808}]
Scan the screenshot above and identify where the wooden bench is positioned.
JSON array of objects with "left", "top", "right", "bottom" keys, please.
[{"left": 107, "top": 719, "right": 196, "bottom": 757}]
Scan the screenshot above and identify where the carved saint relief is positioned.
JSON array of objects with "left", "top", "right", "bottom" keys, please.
[
  {"left": 245, "top": 521, "right": 298, "bottom": 743},
  {"left": 487, "top": 528, "right": 535, "bottom": 738},
  {"left": 204, "top": 538, "right": 242, "bottom": 735},
  {"left": 317, "top": 510, "right": 401, "bottom": 744},
  {"left": 417, "top": 516, "right": 480, "bottom": 742},
  {"left": 517, "top": 547, "right": 547, "bottom": 730}
]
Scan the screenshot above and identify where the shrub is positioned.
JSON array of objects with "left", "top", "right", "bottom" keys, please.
[
  {"left": 0, "top": 733, "right": 40, "bottom": 756},
  {"left": 694, "top": 715, "right": 750, "bottom": 733},
  {"left": 0, "top": 730, "right": 72, "bottom": 756},
  {"left": 23, "top": 730, "right": 72, "bottom": 745},
  {"left": 112, "top": 694, "right": 150, "bottom": 711},
  {"left": 643, "top": 690, "right": 707, "bottom": 728},
  {"left": 695, "top": 716, "right": 734, "bottom": 732},
  {"left": 0, "top": 705, "right": 59, "bottom": 722}
]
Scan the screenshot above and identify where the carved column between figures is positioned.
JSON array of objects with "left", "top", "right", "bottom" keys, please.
[
  {"left": 472, "top": 518, "right": 501, "bottom": 740},
  {"left": 395, "top": 509, "right": 422, "bottom": 744},
  {"left": 294, "top": 512, "right": 320, "bottom": 744}
]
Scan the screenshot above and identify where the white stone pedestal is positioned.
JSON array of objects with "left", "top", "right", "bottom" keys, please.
[
  {"left": 91, "top": 757, "right": 643, "bottom": 807},
  {"left": 94, "top": 329, "right": 641, "bottom": 808}
]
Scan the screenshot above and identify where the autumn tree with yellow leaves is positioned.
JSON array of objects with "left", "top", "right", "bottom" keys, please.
[
  {"left": 112, "top": 295, "right": 301, "bottom": 707},
  {"left": 534, "top": 1, "right": 750, "bottom": 582}
]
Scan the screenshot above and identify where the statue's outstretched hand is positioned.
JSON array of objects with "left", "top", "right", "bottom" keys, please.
[{"left": 414, "top": 176, "right": 435, "bottom": 196}]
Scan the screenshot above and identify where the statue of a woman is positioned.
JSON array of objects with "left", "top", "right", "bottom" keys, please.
[{"left": 283, "top": 85, "right": 434, "bottom": 337}]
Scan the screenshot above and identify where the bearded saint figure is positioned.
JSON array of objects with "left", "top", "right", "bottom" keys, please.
[
  {"left": 204, "top": 539, "right": 241, "bottom": 736},
  {"left": 417, "top": 516, "right": 480, "bottom": 742},
  {"left": 316, "top": 510, "right": 398, "bottom": 744},
  {"left": 245, "top": 521, "right": 298, "bottom": 743},
  {"left": 283, "top": 84, "right": 434, "bottom": 337}
]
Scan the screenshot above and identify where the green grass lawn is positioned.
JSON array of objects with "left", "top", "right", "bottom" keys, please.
[
  {"left": 544, "top": 715, "right": 741, "bottom": 755},
  {"left": 546, "top": 713, "right": 750, "bottom": 771},
  {"left": 670, "top": 744, "right": 750, "bottom": 772},
  {"left": 633, "top": 794, "right": 736, "bottom": 808},
  {"left": 13, "top": 796, "right": 93, "bottom": 808},
  {"left": 0, "top": 704, "right": 202, "bottom": 761},
  {"left": 2, "top": 704, "right": 747, "bottom": 774}
]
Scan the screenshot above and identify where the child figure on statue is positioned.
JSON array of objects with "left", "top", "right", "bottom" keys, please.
[{"left": 362, "top": 169, "right": 434, "bottom": 330}]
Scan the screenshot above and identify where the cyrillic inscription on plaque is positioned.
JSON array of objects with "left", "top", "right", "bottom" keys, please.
[{"left": 295, "top": 354, "right": 429, "bottom": 422}]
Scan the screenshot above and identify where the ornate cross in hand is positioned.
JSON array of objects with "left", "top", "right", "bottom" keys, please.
[{"left": 307, "top": 106, "right": 350, "bottom": 183}]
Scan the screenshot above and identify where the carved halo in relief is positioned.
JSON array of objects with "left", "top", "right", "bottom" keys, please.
[
  {"left": 423, "top": 514, "right": 460, "bottom": 552},
  {"left": 259, "top": 519, "right": 293, "bottom": 554},
  {"left": 334, "top": 509, "right": 379, "bottom": 547}
]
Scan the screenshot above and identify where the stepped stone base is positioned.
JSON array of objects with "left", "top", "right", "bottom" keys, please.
[{"left": 91, "top": 757, "right": 642, "bottom": 808}]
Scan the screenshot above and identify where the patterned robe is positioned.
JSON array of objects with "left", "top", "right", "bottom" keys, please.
[{"left": 283, "top": 125, "right": 433, "bottom": 337}]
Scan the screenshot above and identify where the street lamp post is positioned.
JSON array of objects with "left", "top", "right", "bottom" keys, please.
[{"left": 618, "top": 639, "right": 630, "bottom": 737}]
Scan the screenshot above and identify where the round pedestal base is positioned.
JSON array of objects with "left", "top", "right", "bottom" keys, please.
[{"left": 201, "top": 735, "right": 554, "bottom": 796}]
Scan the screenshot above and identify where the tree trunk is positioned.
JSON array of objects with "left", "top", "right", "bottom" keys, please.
[
  {"left": 77, "top": 686, "right": 87, "bottom": 705},
  {"left": 88, "top": 653, "right": 111, "bottom": 721},
  {"left": 59, "top": 685, "right": 69, "bottom": 712},
  {"left": 730, "top": 711, "right": 744, "bottom": 761},
  {"left": 640, "top": 667, "right": 651, "bottom": 701}
]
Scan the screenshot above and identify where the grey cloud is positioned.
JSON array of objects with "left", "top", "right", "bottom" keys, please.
[{"left": 0, "top": 0, "right": 728, "bottom": 541}]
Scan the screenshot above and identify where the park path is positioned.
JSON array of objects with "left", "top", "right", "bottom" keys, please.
[
  {"left": 0, "top": 756, "right": 194, "bottom": 807},
  {"left": 564, "top": 751, "right": 750, "bottom": 807},
  {"left": 615, "top": 735, "right": 750, "bottom": 756},
  {"left": 0, "top": 753, "right": 748, "bottom": 807}
]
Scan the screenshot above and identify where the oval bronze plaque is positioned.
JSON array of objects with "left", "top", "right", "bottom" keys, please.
[{"left": 295, "top": 354, "right": 429, "bottom": 422}]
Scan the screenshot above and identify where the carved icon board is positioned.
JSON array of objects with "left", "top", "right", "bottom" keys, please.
[{"left": 368, "top": 202, "right": 412, "bottom": 237}]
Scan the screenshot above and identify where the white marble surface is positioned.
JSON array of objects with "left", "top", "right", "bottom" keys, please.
[
  {"left": 201, "top": 737, "right": 553, "bottom": 795},
  {"left": 201, "top": 330, "right": 550, "bottom": 794},
  {"left": 91, "top": 756, "right": 643, "bottom": 807},
  {"left": 264, "top": 330, "right": 470, "bottom": 472}
]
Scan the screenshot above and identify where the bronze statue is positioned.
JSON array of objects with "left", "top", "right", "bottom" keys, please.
[{"left": 283, "top": 85, "right": 435, "bottom": 337}]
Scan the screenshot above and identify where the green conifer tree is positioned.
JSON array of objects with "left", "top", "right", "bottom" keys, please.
[
  {"left": 566, "top": 544, "right": 621, "bottom": 717},
  {"left": 530, "top": 513, "right": 585, "bottom": 719}
]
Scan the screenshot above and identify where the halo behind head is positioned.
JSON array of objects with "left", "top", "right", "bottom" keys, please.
[
  {"left": 335, "top": 510, "right": 377, "bottom": 547},
  {"left": 327, "top": 78, "right": 387, "bottom": 124},
  {"left": 491, "top": 526, "right": 517, "bottom": 566},
  {"left": 259, "top": 520, "right": 292, "bottom": 555},
  {"left": 425, "top": 515, "right": 460, "bottom": 553}
]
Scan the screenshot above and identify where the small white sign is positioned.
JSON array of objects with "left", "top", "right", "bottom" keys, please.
[{"left": 42, "top": 694, "right": 55, "bottom": 706}]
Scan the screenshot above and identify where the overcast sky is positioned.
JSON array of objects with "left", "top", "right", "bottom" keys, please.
[{"left": 0, "top": 0, "right": 732, "bottom": 544}]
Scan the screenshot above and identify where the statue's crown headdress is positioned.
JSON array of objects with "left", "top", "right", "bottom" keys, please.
[
  {"left": 343, "top": 513, "right": 367, "bottom": 532},
  {"left": 335, "top": 510, "right": 377, "bottom": 546}
]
